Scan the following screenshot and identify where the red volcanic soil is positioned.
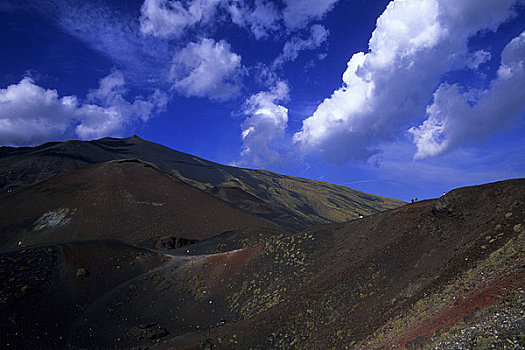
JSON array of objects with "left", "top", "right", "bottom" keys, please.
[
  {"left": 0, "top": 159, "right": 280, "bottom": 250},
  {"left": 201, "top": 246, "right": 263, "bottom": 293},
  {"left": 395, "top": 263, "right": 525, "bottom": 348}
]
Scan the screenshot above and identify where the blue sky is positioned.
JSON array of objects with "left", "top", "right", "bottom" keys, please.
[{"left": 0, "top": 0, "right": 524, "bottom": 201}]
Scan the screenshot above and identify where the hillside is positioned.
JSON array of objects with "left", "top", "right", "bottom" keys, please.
[
  {"left": 1, "top": 179, "right": 524, "bottom": 349},
  {"left": 0, "top": 159, "right": 280, "bottom": 250},
  {"left": 157, "top": 178, "right": 525, "bottom": 349},
  {"left": 0, "top": 136, "right": 404, "bottom": 230},
  {"left": 0, "top": 240, "right": 169, "bottom": 349}
]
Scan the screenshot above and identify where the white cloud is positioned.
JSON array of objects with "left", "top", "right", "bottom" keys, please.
[
  {"left": 170, "top": 38, "right": 245, "bottom": 100},
  {"left": 139, "top": 0, "right": 337, "bottom": 39},
  {"left": 410, "top": 31, "right": 525, "bottom": 159},
  {"left": 140, "top": 0, "right": 221, "bottom": 38},
  {"left": 283, "top": 0, "right": 340, "bottom": 30},
  {"left": 0, "top": 77, "right": 78, "bottom": 145},
  {"left": 140, "top": 0, "right": 281, "bottom": 39},
  {"left": 240, "top": 81, "right": 289, "bottom": 167},
  {"left": 273, "top": 24, "right": 329, "bottom": 67},
  {"left": 294, "top": 0, "right": 522, "bottom": 163},
  {"left": 227, "top": 0, "right": 281, "bottom": 39},
  {"left": 0, "top": 72, "right": 167, "bottom": 145},
  {"left": 86, "top": 71, "right": 126, "bottom": 105},
  {"left": 76, "top": 71, "right": 168, "bottom": 139},
  {"left": 466, "top": 50, "right": 491, "bottom": 69},
  {"left": 357, "top": 135, "right": 525, "bottom": 201}
]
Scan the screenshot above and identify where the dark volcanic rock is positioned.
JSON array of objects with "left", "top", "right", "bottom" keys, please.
[
  {"left": 407, "top": 336, "right": 429, "bottom": 349},
  {"left": 154, "top": 236, "right": 198, "bottom": 250},
  {"left": 200, "top": 338, "right": 215, "bottom": 349},
  {"left": 127, "top": 323, "right": 168, "bottom": 340}
]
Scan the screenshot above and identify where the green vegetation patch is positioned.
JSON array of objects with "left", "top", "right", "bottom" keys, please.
[
  {"left": 76, "top": 267, "right": 88, "bottom": 278},
  {"left": 226, "top": 232, "right": 317, "bottom": 319},
  {"left": 361, "top": 226, "right": 525, "bottom": 349}
]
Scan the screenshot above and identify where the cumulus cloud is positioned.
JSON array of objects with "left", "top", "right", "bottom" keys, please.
[
  {"left": 466, "top": 50, "right": 491, "bottom": 69},
  {"left": 170, "top": 38, "right": 245, "bottom": 100},
  {"left": 273, "top": 24, "right": 329, "bottom": 67},
  {"left": 410, "top": 31, "right": 525, "bottom": 159},
  {"left": 0, "top": 77, "right": 78, "bottom": 145},
  {"left": 0, "top": 72, "right": 167, "bottom": 145},
  {"left": 76, "top": 71, "right": 168, "bottom": 139},
  {"left": 140, "top": 0, "right": 221, "bottom": 38},
  {"left": 240, "top": 81, "right": 289, "bottom": 167},
  {"left": 294, "top": 0, "right": 522, "bottom": 163},
  {"left": 140, "top": 0, "right": 281, "bottom": 39},
  {"left": 227, "top": 0, "right": 281, "bottom": 39},
  {"left": 139, "top": 0, "right": 339, "bottom": 39},
  {"left": 283, "top": 0, "right": 340, "bottom": 30}
]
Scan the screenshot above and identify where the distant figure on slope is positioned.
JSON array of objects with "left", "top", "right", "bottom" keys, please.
[{"left": 18, "top": 241, "right": 22, "bottom": 248}]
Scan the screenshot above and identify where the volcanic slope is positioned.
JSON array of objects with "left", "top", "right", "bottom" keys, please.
[
  {"left": 2, "top": 179, "right": 524, "bottom": 349},
  {"left": 158, "top": 179, "right": 525, "bottom": 349},
  {"left": 0, "top": 136, "right": 404, "bottom": 230},
  {"left": 0, "top": 159, "right": 281, "bottom": 250},
  {"left": 145, "top": 178, "right": 525, "bottom": 350},
  {"left": 0, "top": 240, "right": 169, "bottom": 349}
]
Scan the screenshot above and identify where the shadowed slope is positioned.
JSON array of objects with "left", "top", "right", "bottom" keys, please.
[
  {"left": 0, "top": 159, "right": 280, "bottom": 250},
  {"left": 0, "top": 240, "right": 168, "bottom": 349},
  {"left": 0, "top": 136, "right": 405, "bottom": 230}
]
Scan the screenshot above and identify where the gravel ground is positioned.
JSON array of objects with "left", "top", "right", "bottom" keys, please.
[{"left": 431, "top": 302, "right": 525, "bottom": 349}]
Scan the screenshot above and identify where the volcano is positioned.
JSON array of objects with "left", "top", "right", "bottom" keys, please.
[{"left": 1, "top": 137, "right": 524, "bottom": 349}]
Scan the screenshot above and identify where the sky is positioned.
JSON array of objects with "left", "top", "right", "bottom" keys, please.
[{"left": 0, "top": 0, "right": 524, "bottom": 201}]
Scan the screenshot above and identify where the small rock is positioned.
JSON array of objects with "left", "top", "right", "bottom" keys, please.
[
  {"left": 127, "top": 324, "right": 168, "bottom": 340},
  {"left": 407, "top": 336, "right": 428, "bottom": 349},
  {"left": 200, "top": 338, "right": 215, "bottom": 349}
]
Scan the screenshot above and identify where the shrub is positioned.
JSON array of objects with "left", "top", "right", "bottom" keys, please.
[{"left": 76, "top": 267, "right": 88, "bottom": 278}]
